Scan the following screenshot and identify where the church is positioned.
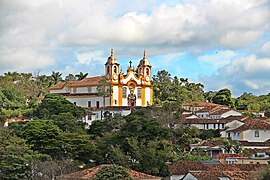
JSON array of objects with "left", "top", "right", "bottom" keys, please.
[{"left": 49, "top": 49, "right": 153, "bottom": 123}]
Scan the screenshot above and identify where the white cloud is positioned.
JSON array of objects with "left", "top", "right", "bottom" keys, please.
[
  {"left": 200, "top": 55, "right": 270, "bottom": 96},
  {"left": 76, "top": 50, "right": 105, "bottom": 65},
  {"left": 260, "top": 40, "right": 270, "bottom": 57},
  {"left": 198, "top": 50, "right": 237, "bottom": 68},
  {"left": 0, "top": 48, "right": 54, "bottom": 72}
]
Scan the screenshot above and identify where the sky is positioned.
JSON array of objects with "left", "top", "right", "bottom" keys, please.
[{"left": 0, "top": 0, "right": 269, "bottom": 97}]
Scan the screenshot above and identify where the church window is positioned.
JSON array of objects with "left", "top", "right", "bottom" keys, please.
[
  {"left": 107, "top": 66, "right": 110, "bottom": 74},
  {"left": 114, "top": 100, "right": 117, "bottom": 105},
  {"left": 114, "top": 66, "right": 117, "bottom": 73},
  {"left": 137, "top": 88, "right": 142, "bottom": 98},
  {"left": 129, "top": 83, "right": 135, "bottom": 90},
  {"left": 146, "top": 68, "right": 149, "bottom": 75},
  {"left": 123, "top": 87, "right": 127, "bottom": 98},
  {"left": 87, "top": 87, "right": 92, "bottom": 93},
  {"left": 255, "top": 130, "right": 259, "bottom": 137}
]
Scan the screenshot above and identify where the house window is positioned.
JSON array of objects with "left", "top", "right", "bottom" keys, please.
[
  {"left": 123, "top": 87, "right": 127, "bottom": 98},
  {"left": 73, "top": 102, "right": 76, "bottom": 105},
  {"left": 96, "top": 101, "right": 100, "bottom": 108},
  {"left": 88, "top": 115, "right": 92, "bottom": 120},
  {"left": 88, "top": 87, "right": 92, "bottom": 93},
  {"left": 214, "top": 124, "right": 216, "bottom": 129},
  {"left": 137, "top": 88, "right": 142, "bottom": 98},
  {"left": 88, "top": 101, "right": 91, "bottom": 107},
  {"left": 73, "top": 88, "right": 77, "bottom": 93},
  {"left": 255, "top": 130, "right": 259, "bottom": 137}
]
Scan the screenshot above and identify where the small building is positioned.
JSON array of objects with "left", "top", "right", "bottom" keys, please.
[{"left": 225, "top": 120, "right": 270, "bottom": 142}]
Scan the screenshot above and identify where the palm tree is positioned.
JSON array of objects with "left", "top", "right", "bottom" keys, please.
[
  {"left": 51, "top": 71, "right": 63, "bottom": 85},
  {"left": 97, "top": 76, "right": 112, "bottom": 108},
  {"left": 75, "top": 72, "right": 88, "bottom": 81}
]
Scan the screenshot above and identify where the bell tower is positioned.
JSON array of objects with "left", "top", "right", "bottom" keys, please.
[
  {"left": 137, "top": 50, "right": 152, "bottom": 83},
  {"left": 105, "top": 49, "right": 120, "bottom": 81}
]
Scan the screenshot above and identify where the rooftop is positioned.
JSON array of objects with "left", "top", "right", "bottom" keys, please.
[{"left": 228, "top": 120, "right": 270, "bottom": 132}]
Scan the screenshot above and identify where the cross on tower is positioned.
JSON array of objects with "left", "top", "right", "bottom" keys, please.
[{"left": 129, "top": 61, "right": 132, "bottom": 68}]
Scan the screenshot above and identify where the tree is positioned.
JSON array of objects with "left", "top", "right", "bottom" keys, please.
[
  {"left": 0, "top": 127, "right": 41, "bottom": 180},
  {"left": 21, "top": 120, "right": 64, "bottom": 158},
  {"left": 65, "top": 74, "right": 76, "bottom": 81},
  {"left": 153, "top": 70, "right": 172, "bottom": 103},
  {"left": 93, "top": 165, "right": 132, "bottom": 180},
  {"left": 33, "top": 94, "right": 86, "bottom": 119},
  {"left": 75, "top": 72, "right": 88, "bottom": 80},
  {"left": 97, "top": 76, "right": 111, "bottom": 108},
  {"left": 212, "top": 88, "right": 235, "bottom": 108},
  {"left": 51, "top": 71, "right": 63, "bottom": 85}
]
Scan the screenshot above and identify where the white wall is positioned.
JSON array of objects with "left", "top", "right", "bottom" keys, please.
[
  {"left": 66, "top": 96, "right": 109, "bottom": 107},
  {"left": 244, "top": 129, "right": 270, "bottom": 142},
  {"left": 221, "top": 110, "right": 242, "bottom": 118}
]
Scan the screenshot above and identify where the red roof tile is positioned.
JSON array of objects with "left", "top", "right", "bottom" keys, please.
[
  {"left": 49, "top": 82, "right": 67, "bottom": 90},
  {"left": 68, "top": 76, "right": 104, "bottom": 87},
  {"left": 213, "top": 153, "right": 248, "bottom": 159},
  {"left": 183, "top": 101, "right": 220, "bottom": 107},
  {"left": 58, "top": 164, "right": 160, "bottom": 179},
  {"left": 168, "top": 161, "right": 208, "bottom": 175},
  {"left": 228, "top": 120, "right": 270, "bottom": 132}
]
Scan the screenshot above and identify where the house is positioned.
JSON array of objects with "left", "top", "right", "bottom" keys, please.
[
  {"left": 190, "top": 140, "right": 225, "bottom": 156},
  {"left": 225, "top": 119, "right": 270, "bottom": 142},
  {"left": 182, "top": 101, "right": 220, "bottom": 112},
  {"left": 50, "top": 49, "right": 153, "bottom": 122},
  {"left": 167, "top": 161, "right": 268, "bottom": 180},
  {"left": 183, "top": 118, "right": 227, "bottom": 130},
  {"left": 58, "top": 164, "right": 161, "bottom": 180},
  {"left": 238, "top": 139, "right": 270, "bottom": 149},
  {"left": 213, "top": 154, "right": 248, "bottom": 164}
]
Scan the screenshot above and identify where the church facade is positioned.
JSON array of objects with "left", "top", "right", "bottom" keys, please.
[{"left": 49, "top": 49, "right": 153, "bottom": 122}]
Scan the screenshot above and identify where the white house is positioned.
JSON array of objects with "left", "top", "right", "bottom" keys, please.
[{"left": 225, "top": 120, "right": 270, "bottom": 142}]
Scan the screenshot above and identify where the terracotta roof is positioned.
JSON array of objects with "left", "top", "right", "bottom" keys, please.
[
  {"left": 168, "top": 161, "right": 208, "bottom": 175},
  {"left": 228, "top": 120, "right": 270, "bottom": 132},
  {"left": 184, "top": 118, "right": 227, "bottom": 124},
  {"left": 68, "top": 76, "right": 104, "bottom": 87},
  {"left": 192, "top": 140, "right": 224, "bottom": 148},
  {"left": 58, "top": 164, "right": 160, "bottom": 179},
  {"left": 187, "top": 171, "right": 221, "bottom": 180},
  {"left": 210, "top": 108, "right": 233, "bottom": 115},
  {"left": 239, "top": 139, "right": 270, "bottom": 147},
  {"left": 49, "top": 82, "right": 67, "bottom": 90},
  {"left": 169, "top": 161, "right": 268, "bottom": 179},
  {"left": 183, "top": 101, "right": 220, "bottom": 107},
  {"left": 213, "top": 153, "right": 247, "bottom": 159}
]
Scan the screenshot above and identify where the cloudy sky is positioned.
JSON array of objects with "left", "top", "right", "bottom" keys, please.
[{"left": 0, "top": 0, "right": 269, "bottom": 96}]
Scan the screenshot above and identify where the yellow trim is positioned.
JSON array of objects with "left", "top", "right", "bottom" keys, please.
[
  {"left": 118, "top": 86, "right": 122, "bottom": 106},
  {"left": 150, "top": 87, "right": 153, "bottom": 105},
  {"left": 142, "top": 87, "right": 145, "bottom": 107},
  {"left": 241, "top": 132, "right": 244, "bottom": 140},
  {"left": 110, "top": 86, "right": 113, "bottom": 106}
]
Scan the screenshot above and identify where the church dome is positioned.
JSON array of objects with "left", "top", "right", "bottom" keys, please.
[{"left": 138, "top": 50, "right": 151, "bottom": 67}]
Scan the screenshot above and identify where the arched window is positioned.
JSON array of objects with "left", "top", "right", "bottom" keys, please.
[
  {"left": 114, "top": 66, "right": 117, "bottom": 73},
  {"left": 107, "top": 66, "right": 110, "bottom": 74},
  {"left": 146, "top": 68, "right": 149, "bottom": 75}
]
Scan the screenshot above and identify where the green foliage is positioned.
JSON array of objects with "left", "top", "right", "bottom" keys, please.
[
  {"left": 21, "top": 120, "right": 64, "bottom": 158},
  {"left": 153, "top": 70, "right": 205, "bottom": 104},
  {"left": 235, "top": 92, "right": 270, "bottom": 111},
  {"left": 0, "top": 127, "right": 42, "bottom": 180},
  {"left": 212, "top": 88, "right": 235, "bottom": 108},
  {"left": 93, "top": 165, "right": 132, "bottom": 180},
  {"left": 51, "top": 112, "right": 86, "bottom": 133},
  {"left": 199, "top": 129, "right": 221, "bottom": 140},
  {"left": 75, "top": 72, "right": 88, "bottom": 80},
  {"left": 33, "top": 94, "right": 86, "bottom": 119}
]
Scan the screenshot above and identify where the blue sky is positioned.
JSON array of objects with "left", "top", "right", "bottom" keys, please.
[{"left": 0, "top": 0, "right": 269, "bottom": 96}]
